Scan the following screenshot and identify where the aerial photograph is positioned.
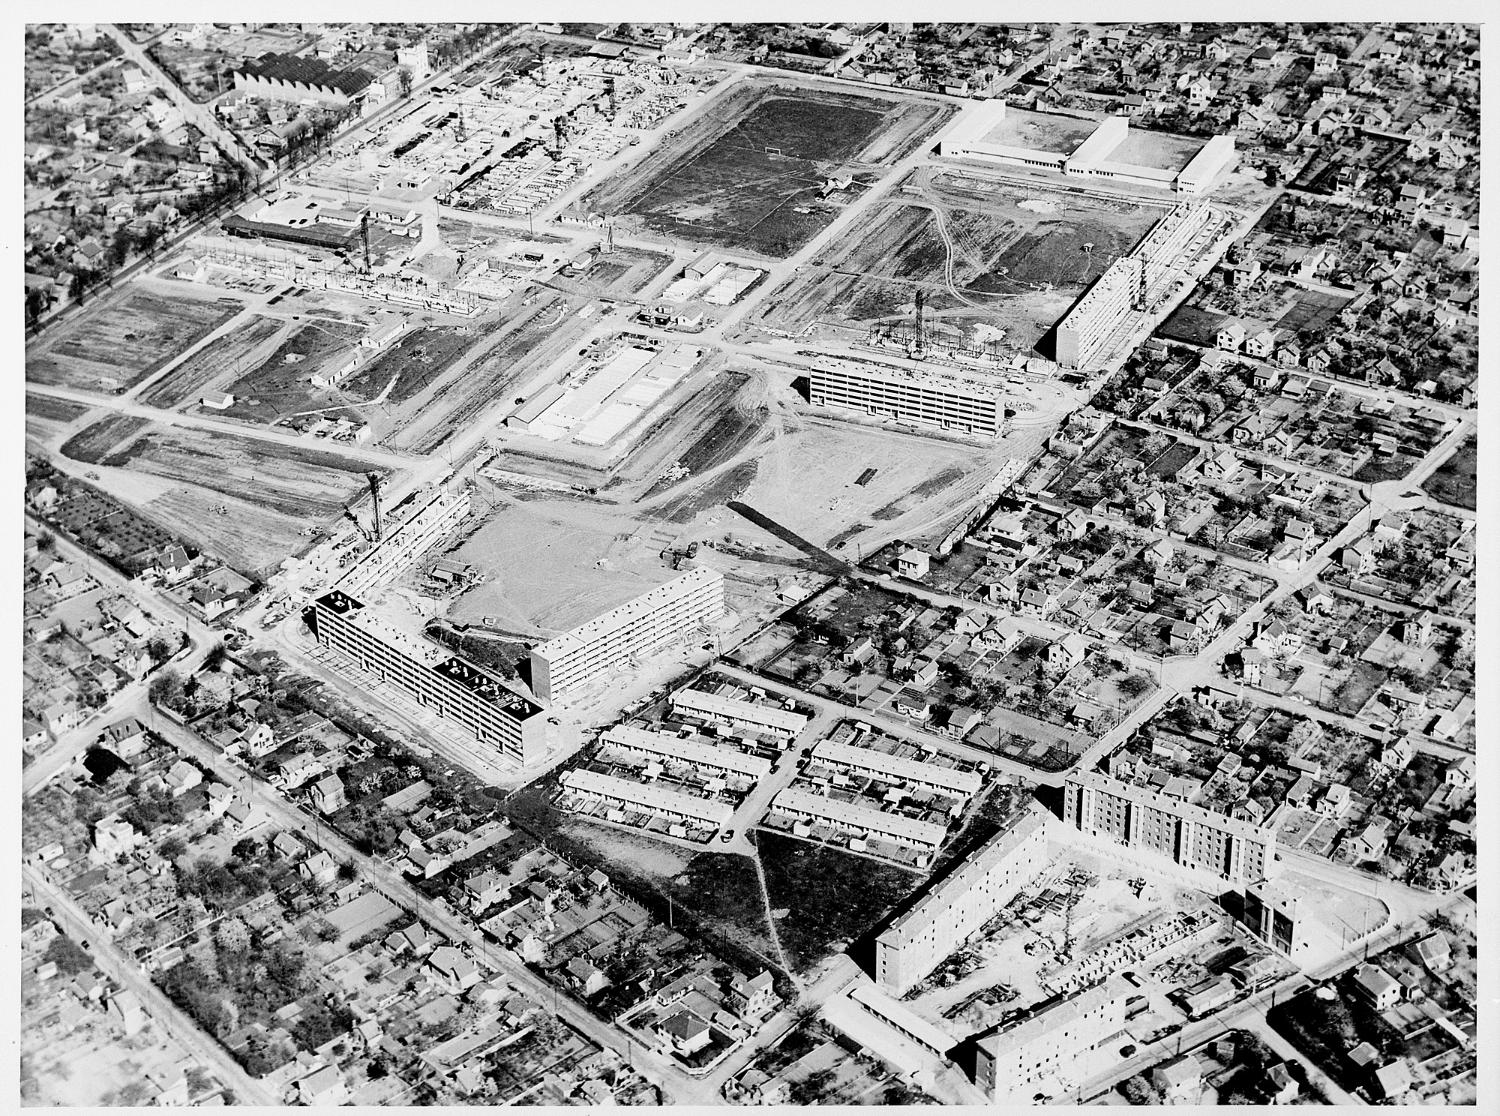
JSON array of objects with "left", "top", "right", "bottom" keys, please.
[{"left": 20, "top": 18, "right": 1481, "bottom": 1107}]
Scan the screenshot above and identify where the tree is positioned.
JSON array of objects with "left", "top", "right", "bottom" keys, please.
[
  {"left": 147, "top": 634, "right": 174, "bottom": 664},
  {"left": 203, "top": 642, "right": 228, "bottom": 672},
  {"left": 1119, "top": 672, "right": 1154, "bottom": 699},
  {"left": 149, "top": 668, "right": 185, "bottom": 709},
  {"left": 397, "top": 66, "right": 413, "bottom": 98},
  {"left": 44, "top": 934, "right": 93, "bottom": 977}
]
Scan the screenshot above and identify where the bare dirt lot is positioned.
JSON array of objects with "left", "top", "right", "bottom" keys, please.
[
  {"left": 138, "top": 313, "right": 284, "bottom": 409},
  {"left": 446, "top": 491, "right": 676, "bottom": 635},
  {"left": 583, "top": 79, "right": 954, "bottom": 258},
  {"left": 27, "top": 287, "right": 243, "bottom": 394},
  {"left": 755, "top": 172, "right": 1160, "bottom": 352},
  {"left": 96, "top": 422, "right": 383, "bottom": 520},
  {"left": 59, "top": 415, "right": 152, "bottom": 464},
  {"left": 340, "top": 325, "right": 482, "bottom": 406},
  {"left": 25, "top": 393, "right": 92, "bottom": 448},
  {"left": 215, "top": 318, "right": 366, "bottom": 424}
]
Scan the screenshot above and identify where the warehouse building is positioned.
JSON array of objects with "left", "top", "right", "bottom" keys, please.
[
  {"left": 311, "top": 590, "right": 547, "bottom": 765},
  {"left": 529, "top": 568, "right": 725, "bottom": 702},
  {"left": 601, "top": 724, "right": 772, "bottom": 781},
  {"left": 810, "top": 739, "right": 983, "bottom": 798},
  {"left": 233, "top": 52, "right": 373, "bottom": 106},
  {"left": 771, "top": 786, "right": 948, "bottom": 853},
  {"left": 669, "top": 687, "right": 809, "bottom": 739},
  {"left": 808, "top": 360, "right": 1005, "bottom": 438},
  {"left": 1061, "top": 769, "right": 1278, "bottom": 885},
  {"left": 875, "top": 807, "right": 1049, "bottom": 994},
  {"left": 560, "top": 767, "right": 733, "bottom": 830}
]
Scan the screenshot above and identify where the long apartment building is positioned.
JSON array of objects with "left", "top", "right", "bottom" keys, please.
[
  {"left": 974, "top": 975, "right": 1134, "bottom": 1103},
  {"left": 875, "top": 807, "right": 1049, "bottom": 994},
  {"left": 670, "top": 687, "right": 809, "bottom": 739},
  {"left": 601, "top": 724, "right": 772, "bottom": 781},
  {"left": 807, "top": 360, "right": 1005, "bottom": 438},
  {"left": 337, "top": 487, "right": 471, "bottom": 596},
  {"left": 560, "top": 767, "right": 733, "bottom": 830},
  {"left": 1062, "top": 769, "right": 1277, "bottom": 885},
  {"left": 312, "top": 589, "right": 547, "bottom": 765},
  {"left": 1054, "top": 202, "right": 1215, "bottom": 370},
  {"left": 811, "top": 738, "right": 982, "bottom": 799},
  {"left": 772, "top": 786, "right": 948, "bottom": 853},
  {"left": 528, "top": 567, "right": 725, "bottom": 702}
]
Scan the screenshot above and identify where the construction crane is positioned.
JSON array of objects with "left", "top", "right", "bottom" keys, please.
[
  {"left": 913, "top": 289, "right": 927, "bottom": 355},
  {"left": 366, "top": 473, "right": 384, "bottom": 542},
  {"left": 359, "top": 212, "right": 372, "bottom": 273}
]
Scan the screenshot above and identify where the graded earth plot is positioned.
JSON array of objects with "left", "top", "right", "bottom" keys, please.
[
  {"left": 1422, "top": 435, "right": 1477, "bottom": 511},
  {"left": 136, "top": 313, "right": 286, "bottom": 410},
  {"left": 58, "top": 418, "right": 394, "bottom": 575},
  {"left": 26, "top": 286, "right": 245, "bottom": 395},
  {"left": 752, "top": 172, "right": 1163, "bottom": 354},
  {"left": 583, "top": 78, "right": 955, "bottom": 258},
  {"left": 25, "top": 393, "right": 94, "bottom": 449}
]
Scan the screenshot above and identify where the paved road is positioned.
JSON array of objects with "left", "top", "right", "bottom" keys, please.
[{"left": 23, "top": 864, "right": 281, "bottom": 1105}]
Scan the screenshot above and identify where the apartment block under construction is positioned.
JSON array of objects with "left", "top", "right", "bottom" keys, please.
[
  {"left": 528, "top": 567, "right": 726, "bottom": 702},
  {"left": 807, "top": 359, "right": 1007, "bottom": 438}
]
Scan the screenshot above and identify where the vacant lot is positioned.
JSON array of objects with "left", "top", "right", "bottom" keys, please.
[
  {"left": 27, "top": 289, "right": 242, "bottom": 394},
  {"left": 25, "top": 393, "right": 92, "bottom": 447},
  {"left": 1423, "top": 435, "right": 1477, "bottom": 510},
  {"left": 139, "top": 314, "right": 285, "bottom": 408},
  {"left": 340, "top": 326, "right": 480, "bottom": 406},
  {"left": 217, "top": 319, "right": 365, "bottom": 424},
  {"left": 100, "top": 424, "right": 380, "bottom": 519},
  {"left": 59, "top": 415, "right": 152, "bottom": 464},
  {"left": 757, "top": 831, "right": 920, "bottom": 973},
  {"left": 588, "top": 81, "right": 951, "bottom": 257}
]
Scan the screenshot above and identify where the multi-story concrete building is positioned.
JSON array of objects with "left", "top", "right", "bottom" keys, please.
[
  {"left": 875, "top": 807, "right": 1049, "bottom": 994},
  {"left": 311, "top": 589, "right": 547, "bottom": 765},
  {"left": 560, "top": 767, "right": 733, "bottom": 831},
  {"left": 669, "top": 687, "right": 808, "bottom": 739},
  {"left": 1061, "top": 770, "right": 1277, "bottom": 885},
  {"left": 601, "top": 724, "right": 772, "bottom": 781},
  {"left": 1055, "top": 202, "right": 1217, "bottom": 370},
  {"left": 810, "top": 738, "right": 982, "bottom": 799},
  {"left": 771, "top": 786, "right": 948, "bottom": 855},
  {"left": 529, "top": 568, "right": 725, "bottom": 702},
  {"left": 1055, "top": 257, "right": 1142, "bottom": 369},
  {"left": 337, "top": 487, "right": 471, "bottom": 596},
  {"left": 974, "top": 975, "right": 1134, "bottom": 1103},
  {"left": 1241, "top": 880, "right": 1315, "bottom": 964},
  {"left": 807, "top": 361, "right": 1005, "bottom": 438}
]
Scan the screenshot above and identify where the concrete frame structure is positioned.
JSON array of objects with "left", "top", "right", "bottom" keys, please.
[
  {"left": 312, "top": 590, "right": 547, "bottom": 765},
  {"left": 529, "top": 568, "right": 725, "bottom": 702},
  {"left": 810, "top": 739, "right": 983, "bottom": 799},
  {"left": 336, "top": 487, "right": 471, "bottom": 596},
  {"left": 560, "top": 766, "right": 733, "bottom": 830},
  {"left": 938, "top": 101, "right": 1235, "bottom": 195},
  {"left": 601, "top": 724, "right": 772, "bottom": 781},
  {"left": 1241, "top": 880, "right": 1316, "bottom": 964},
  {"left": 875, "top": 807, "right": 1049, "bottom": 994},
  {"left": 770, "top": 786, "right": 948, "bottom": 852},
  {"left": 807, "top": 360, "right": 1005, "bottom": 437},
  {"left": 669, "top": 687, "right": 809, "bottom": 738},
  {"left": 974, "top": 976, "right": 1133, "bottom": 1104},
  {"left": 1061, "top": 770, "right": 1277, "bottom": 885}
]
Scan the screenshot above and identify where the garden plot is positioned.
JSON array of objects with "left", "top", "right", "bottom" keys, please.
[{"left": 138, "top": 313, "right": 286, "bottom": 409}]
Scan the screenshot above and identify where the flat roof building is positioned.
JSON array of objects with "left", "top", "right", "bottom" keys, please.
[
  {"left": 1062, "top": 769, "right": 1277, "bottom": 885},
  {"left": 811, "top": 739, "right": 982, "bottom": 798},
  {"left": 771, "top": 786, "right": 948, "bottom": 851},
  {"left": 808, "top": 360, "right": 1005, "bottom": 438},
  {"left": 560, "top": 767, "right": 733, "bottom": 830},
  {"left": 974, "top": 976, "right": 1134, "bottom": 1104},
  {"left": 670, "top": 687, "right": 808, "bottom": 738},
  {"left": 876, "top": 807, "right": 1049, "bottom": 994},
  {"left": 601, "top": 724, "right": 772, "bottom": 780},
  {"left": 312, "top": 590, "right": 547, "bottom": 765},
  {"left": 848, "top": 983, "right": 956, "bottom": 1057},
  {"left": 529, "top": 568, "right": 725, "bottom": 702}
]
